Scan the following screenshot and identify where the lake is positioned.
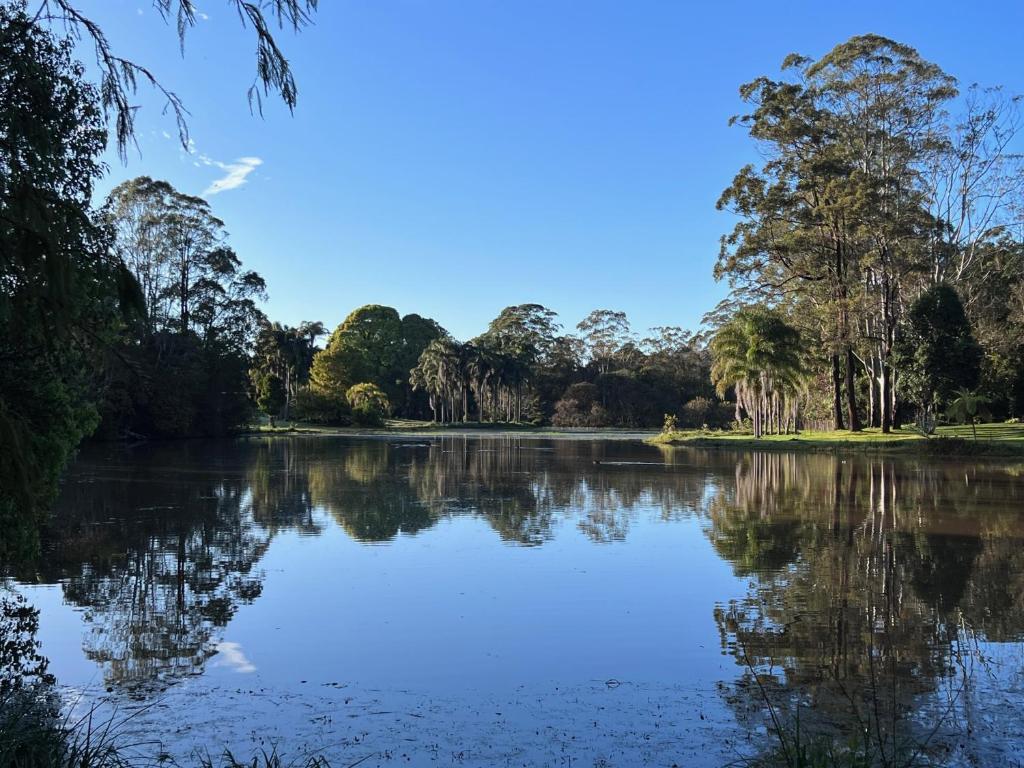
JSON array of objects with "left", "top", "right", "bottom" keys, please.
[{"left": 4, "top": 436, "right": 1024, "bottom": 766}]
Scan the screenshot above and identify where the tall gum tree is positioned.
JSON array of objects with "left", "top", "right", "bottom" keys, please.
[{"left": 718, "top": 35, "right": 961, "bottom": 433}]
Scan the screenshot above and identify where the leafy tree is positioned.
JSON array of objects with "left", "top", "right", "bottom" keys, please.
[
  {"left": 250, "top": 320, "right": 324, "bottom": 419},
  {"left": 718, "top": 35, "right": 970, "bottom": 434},
  {"left": 894, "top": 285, "right": 982, "bottom": 417},
  {"left": 106, "top": 177, "right": 266, "bottom": 343},
  {"left": 0, "top": 5, "right": 132, "bottom": 556},
  {"left": 577, "top": 310, "right": 632, "bottom": 374},
  {"left": 346, "top": 383, "right": 390, "bottom": 426},
  {"left": 474, "top": 304, "right": 560, "bottom": 422},
  {"left": 552, "top": 382, "right": 608, "bottom": 427},
  {"left": 255, "top": 372, "right": 286, "bottom": 425},
  {"left": 100, "top": 179, "right": 267, "bottom": 439},
  {"left": 396, "top": 313, "right": 446, "bottom": 417},
  {"left": 311, "top": 305, "right": 403, "bottom": 400}
]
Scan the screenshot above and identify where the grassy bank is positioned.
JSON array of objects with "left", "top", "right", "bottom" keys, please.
[
  {"left": 649, "top": 422, "right": 1024, "bottom": 456},
  {"left": 241, "top": 419, "right": 658, "bottom": 440}
]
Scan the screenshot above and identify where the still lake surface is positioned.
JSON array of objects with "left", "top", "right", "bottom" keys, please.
[{"left": 6, "top": 436, "right": 1024, "bottom": 766}]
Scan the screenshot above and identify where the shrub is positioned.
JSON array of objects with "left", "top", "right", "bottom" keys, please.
[
  {"left": 346, "top": 383, "right": 390, "bottom": 426},
  {"left": 552, "top": 383, "right": 610, "bottom": 427},
  {"left": 683, "top": 396, "right": 733, "bottom": 429},
  {"left": 292, "top": 387, "right": 351, "bottom": 425}
]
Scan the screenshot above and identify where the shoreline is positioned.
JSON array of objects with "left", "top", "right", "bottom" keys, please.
[
  {"left": 233, "top": 422, "right": 1024, "bottom": 458},
  {"left": 648, "top": 428, "right": 1024, "bottom": 458}
]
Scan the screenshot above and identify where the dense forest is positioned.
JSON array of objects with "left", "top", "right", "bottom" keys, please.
[{"left": 2, "top": 0, "right": 1024, "bottom": 557}]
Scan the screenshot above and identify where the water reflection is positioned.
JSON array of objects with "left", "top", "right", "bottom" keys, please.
[
  {"left": 701, "top": 450, "right": 1024, "bottom": 762},
  {"left": 5, "top": 437, "right": 1024, "bottom": 761}
]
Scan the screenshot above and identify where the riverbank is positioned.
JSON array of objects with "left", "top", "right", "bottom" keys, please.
[
  {"left": 240, "top": 419, "right": 659, "bottom": 441},
  {"left": 650, "top": 423, "right": 1024, "bottom": 456},
  {"left": 239, "top": 419, "right": 1024, "bottom": 457}
]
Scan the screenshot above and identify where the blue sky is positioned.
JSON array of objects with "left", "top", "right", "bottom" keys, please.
[{"left": 85, "top": 0, "right": 1024, "bottom": 341}]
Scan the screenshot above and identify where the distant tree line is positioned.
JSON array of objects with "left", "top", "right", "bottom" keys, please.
[{"left": 250, "top": 302, "right": 726, "bottom": 429}]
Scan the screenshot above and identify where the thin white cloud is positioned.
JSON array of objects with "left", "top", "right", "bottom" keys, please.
[
  {"left": 197, "top": 11, "right": 210, "bottom": 20},
  {"left": 161, "top": 130, "right": 172, "bottom": 140},
  {"left": 201, "top": 156, "right": 263, "bottom": 196},
  {"left": 212, "top": 641, "right": 256, "bottom": 673}
]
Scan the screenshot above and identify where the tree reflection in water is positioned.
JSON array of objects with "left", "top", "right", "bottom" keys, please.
[
  {"left": 9, "top": 437, "right": 1024, "bottom": 761},
  {"left": 701, "top": 449, "right": 1024, "bottom": 763}
]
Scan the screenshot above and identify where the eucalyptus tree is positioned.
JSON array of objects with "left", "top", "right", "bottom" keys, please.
[
  {"left": 717, "top": 48, "right": 863, "bottom": 431},
  {"left": 805, "top": 35, "right": 957, "bottom": 433},
  {"left": 106, "top": 177, "right": 266, "bottom": 347},
  {"left": 576, "top": 310, "right": 632, "bottom": 374},
  {"left": 926, "top": 86, "right": 1024, "bottom": 290},
  {"left": 719, "top": 35, "right": 964, "bottom": 433}
]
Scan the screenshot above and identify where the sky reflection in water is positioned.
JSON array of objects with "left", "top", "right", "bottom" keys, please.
[{"left": 8, "top": 436, "right": 1024, "bottom": 765}]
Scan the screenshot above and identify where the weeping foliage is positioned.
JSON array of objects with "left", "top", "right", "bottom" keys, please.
[{"left": 711, "top": 308, "right": 805, "bottom": 438}]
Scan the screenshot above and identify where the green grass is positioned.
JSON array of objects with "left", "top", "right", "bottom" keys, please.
[
  {"left": 242, "top": 418, "right": 659, "bottom": 437},
  {"left": 649, "top": 422, "right": 1024, "bottom": 456}
]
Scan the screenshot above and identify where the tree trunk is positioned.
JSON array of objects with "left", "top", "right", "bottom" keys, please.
[
  {"left": 831, "top": 354, "right": 844, "bottom": 431},
  {"left": 880, "top": 361, "right": 892, "bottom": 434},
  {"left": 845, "top": 348, "right": 861, "bottom": 431}
]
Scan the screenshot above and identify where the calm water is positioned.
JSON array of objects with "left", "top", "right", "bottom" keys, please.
[{"left": 5, "top": 436, "right": 1024, "bottom": 766}]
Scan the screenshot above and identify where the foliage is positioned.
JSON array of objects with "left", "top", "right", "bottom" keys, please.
[
  {"left": 946, "top": 389, "right": 990, "bottom": 440},
  {"left": 0, "top": 594, "right": 53, "bottom": 696},
  {"left": 717, "top": 34, "right": 1024, "bottom": 433},
  {"left": 29, "top": 0, "right": 319, "bottom": 158},
  {"left": 289, "top": 387, "right": 350, "bottom": 425},
  {"left": 681, "top": 396, "right": 731, "bottom": 429},
  {"left": 711, "top": 308, "right": 805, "bottom": 437},
  {"left": 345, "top": 382, "right": 390, "bottom": 426},
  {"left": 249, "top": 320, "right": 324, "bottom": 420},
  {"left": 98, "top": 178, "right": 267, "bottom": 439},
  {"left": 311, "top": 305, "right": 443, "bottom": 418},
  {"left": 403, "top": 306, "right": 718, "bottom": 428},
  {"left": 552, "top": 383, "right": 609, "bottom": 427},
  {"left": 255, "top": 372, "right": 286, "bottom": 422},
  {"left": 894, "top": 285, "right": 982, "bottom": 416},
  {"left": 0, "top": 5, "right": 128, "bottom": 547}
]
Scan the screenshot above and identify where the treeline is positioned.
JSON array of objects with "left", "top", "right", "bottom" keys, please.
[
  {"left": 251, "top": 304, "right": 725, "bottom": 429},
  {"left": 711, "top": 35, "right": 1024, "bottom": 434}
]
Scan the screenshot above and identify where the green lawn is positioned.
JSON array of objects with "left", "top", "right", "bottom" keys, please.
[{"left": 650, "top": 422, "right": 1024, "bottom": 453}]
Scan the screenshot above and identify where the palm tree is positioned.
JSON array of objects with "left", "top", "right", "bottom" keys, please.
[
  {"left": 410, "top": 338, "right": 466, "bottom": 423},
  {"left": 710, "top": 308, "right": 804, "bottom": 438},
  {"left": 946, "top": 388, "right": 990, "bottom": 440}
]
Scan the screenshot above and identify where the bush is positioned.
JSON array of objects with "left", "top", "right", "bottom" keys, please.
[
  {"left": 682, "top": 396, "right": 733, "bottom": 429},
  {"left": 552, "top": 383, "right": 611, "bottom": 427},
  {"left": 345, "top": 383, "right": 390, "bottom": 426},
  {"left": 292, "top": 387, "right": 351, "bottom": 425}
]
